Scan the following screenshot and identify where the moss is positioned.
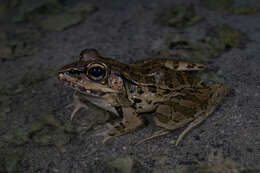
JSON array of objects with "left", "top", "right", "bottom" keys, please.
[
  {"left": 162, "top": 24, "right": 244, "bottom": 61},
  {"left": 0, "top": 1, "right": 97, "bottom": 61},
  {"left": 0, "top": 30, "right": 42, "bottom": 61},
  {"left": 13, "top": 0, "right": 97, "bottom": 31},
  {"left": 200, "top": 0, "right": 260, "bottom": 15},
  {"left": 167, "top": 35, "right": 219, "bottom": 61},
  {"left": 0, "top": 113, "right": 77, "bottom": 147},
  {"left": 32, "top": 128, "right": 73, "bottom": 147},
  {"left": 0, "top": 32, "right": 7, "bottom": 40},
  {"left": 0, "top": 111, "right": 6, "bottom": 127},
  {"left": 27, "top": 114, "right": 76, "bottom": 147},
  {"left": 240, "top": 169, "right": 260, "bottom": 173},
  {"left": 7, "top": 0, "right": 20, "bottom": 8},
  {"left": 38, "top": 13, "right": 84, "bottom": 31},
  {"left": 0, "top": 2, "right": 8, "bottom": 17},
  {"left": 0, "top": 44, "right": 12, "bottom": 60},
  {"left": 179, "top": 150, "right": 244, "bottom": 173},
  {"left": 231, "top": 5, "right": 260, "bottom": 15},
  {"left": 160, "top": 3, "right": 203, "bottom": 29},
  {"left": 0, "top": 148, "right": 24, "bottom": 173},
  {"left": 200, "top": 0, "right": 233, "bottom": 11},
  {"left": 215, "top": 24, "right": 243, "bottom": 49},
  {"left": 20, "top": 68, "right": 54, "bottom": 87},
  {"left": 38, "top": 3, "right": 97, "bottom": 31},
  {"left": 107, "top": 157, "right": 134, "bottom": 173},
  {"left": 13, "top": 0, "right": 64, "bottom": 23},
  {"left": 39, "top": 113, "right": 61, "bottom": 127}
]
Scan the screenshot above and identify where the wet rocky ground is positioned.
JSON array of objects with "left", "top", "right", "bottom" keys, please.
[{"left": 0, "top": 0, "right": 259, "bottom": 172}]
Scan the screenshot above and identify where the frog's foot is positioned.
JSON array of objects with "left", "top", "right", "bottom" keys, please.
[
  {"left": 135, "top": 129, "right": 170, "bottom": 145},
  {"left": 137, "top": 107, "right": 194, "bottom": 145},
  {"left": 66, "top": 94, "right": 88, "bottom": 120},
  {"left": 94, "top": 122, "right": 128, "bottom": 143},
  {"left": 96, "top": 107, "right": 143, "bottom": 144},
  {"left": 101, "top": 122, "right": 123, "bottom": 143},
  {"left": 135, "top": 117, "right": 193, "bottom": 146},
  {"left": 175, "top": 85, "right": 227, "bottom": 145},
  {"left": 174, "top": 114, "right": 207, "bottom": 145},
  {"left": 93, "top": 123, "right": 116, "bottom": 143}
]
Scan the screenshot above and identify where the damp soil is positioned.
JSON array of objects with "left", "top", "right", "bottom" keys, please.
[{"left": 0, "top": 0, "right": 259, "bottom": 172}]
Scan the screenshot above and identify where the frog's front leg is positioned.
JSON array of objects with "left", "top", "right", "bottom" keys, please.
[
  {"left": 102, "top": 107, "right": 143, "bottom": 143},
  {"left": 66, "top": 92, "right": 88, "bottom": 120}
]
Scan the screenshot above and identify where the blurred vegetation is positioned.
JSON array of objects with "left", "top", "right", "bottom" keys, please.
[
  {"left": 200, "top": 0, "right": 260, "bottom": 15},
  {"left": 0, "top": 0, "right": 97, "bottom": 61},
  {"left": 160, "top": 3, "right": 204, "bottom": 29},
  {"left": 200, "top": 0, "right": 233, "bottom": 11},
  {"left": 231, "top": 5, "right": 260, "bottom": 15},
  {"left": 150, "top": 24, "right": 245, "bottom": 62},
  {"left": 107, "top": 157, "right": 134, "bottom": 173},
  {"left": 0, "top": 148, "right": 24, "bottom": 173}
]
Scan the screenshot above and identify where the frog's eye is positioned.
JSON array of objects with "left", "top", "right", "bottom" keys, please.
[{"left": 87, "top": 63, "right": 107, "bottom": 81}]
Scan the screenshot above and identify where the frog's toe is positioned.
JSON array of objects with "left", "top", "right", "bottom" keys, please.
[
  {"left": 101, "top": 130, "right": 116, "bottom": 144},
  {"left": 102, "top": 135, "right": 114, "bottom": 144},
  {"left": 65, "top": 94, "right": 88, "bottom": 120},
  {"left": 135, "top": 129, "right": 169, "bottom": 145},
  {"left": 94, "top": 124, "right": 115, "bottom": 143}
]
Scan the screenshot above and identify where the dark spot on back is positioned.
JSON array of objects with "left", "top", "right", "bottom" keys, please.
[
  {"left": 169, "top": 41, "right": 189, "bottom": 49},
  {"left": 137, "top": 87, "right": 144, "bottom": 94},
  {"left": 114, "top": 106, "right": 123, "bottom": 117},
  {"left": 142, "top": 117, "right": 149, "bottom": 126},
  {"left": 173, "top": 65, "right": 179, "bottom": 69},
  {"left": 187, "top": 63, "right": 196, "bottom": 68},
  {"left": 125, "top": 66, "right": 130, "bottom": 71},
  {"left": 148, "top": 86, "right": 157, "bottom": 93},
  {"left": 176, "top": 73, "right": 185, "bottom": 85},
  {"left": 132, "top": 104, "right": 137, "bottom": 109},
  {"left": 145, "top": 76, "right": 155, "bottom": 83},
  {"left": 129, "top": 85, "right": 135, "bottom": 93},
  {"left": 146, "top": 68, "right": 152, "bottom": 72},
  {"left": 108, "top": 132, "right": 115, "bottom": 136},
  {"left": 147, "top": 100, "right": 152, "bottom": 104},
  {"left": 119, "top": 122, "right": 125, "bottom": 128},
  {"left": 168, "top": 84, "right": 174, "bottom": 88},
  {"left": 134, "top": 98, "right": 142, "bottom": 103},
  {"left": 163, "top": 89, "right": 170, "bottom": 94}
]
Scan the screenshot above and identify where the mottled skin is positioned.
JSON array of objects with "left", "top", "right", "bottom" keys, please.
[{"left": 58, "top": 49, "right": 227, "bottom": 145}]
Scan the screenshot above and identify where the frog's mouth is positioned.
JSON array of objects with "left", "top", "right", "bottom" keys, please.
[{"left": 58, "top": 72, "right": 117, "bottom": 97}]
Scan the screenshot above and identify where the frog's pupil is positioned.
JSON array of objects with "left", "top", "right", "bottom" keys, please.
[{"left": 89, "top": 67, "right": 104, "bottom": 78}]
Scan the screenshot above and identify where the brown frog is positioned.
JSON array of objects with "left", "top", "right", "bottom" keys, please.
[{"left": 57, "top": 49, "right": 227, "bottom": 145}]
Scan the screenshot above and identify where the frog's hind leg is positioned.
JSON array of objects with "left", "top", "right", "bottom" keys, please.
[
  {"left": 136, "top": 108, "right": 194, "bottom": 145},
  {"left": 135, "top": 129, "right": 170, "bottom": 145},
  {"left": 137, "top": 84, "right": 227, "bottom": 145},
  {"left": 175, "top": 84, "right": 227, "bottom": 145}
]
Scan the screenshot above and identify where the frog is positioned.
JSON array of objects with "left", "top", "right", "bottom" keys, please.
[{"left": 57, "top": 48, "right": 227, "bottom": 145}]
